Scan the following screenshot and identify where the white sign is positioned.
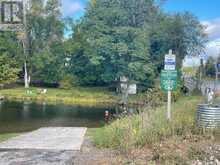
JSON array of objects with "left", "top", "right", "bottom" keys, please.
[
  {"left": 128, "top": 84, "right": 137, "bottom": 95},
  {"left": 164, "top": 50, "right": 176, "bottom": 70}
]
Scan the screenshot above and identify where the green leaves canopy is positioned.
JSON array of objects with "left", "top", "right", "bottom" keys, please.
[
  {"left": 26, "top": 0, "right": 65, "bottom": 83},
  {"left": 0, "top": 32, "right": 21, "bottom": 85},
  {"left": 68, "top": 0, "right": 157, "bottom": 86},
  {"left": 0, "top": 54, "right": 19, "bottom": 84},
  {"left": 66, "top": 0, "right": 206, "bottom": 88}
]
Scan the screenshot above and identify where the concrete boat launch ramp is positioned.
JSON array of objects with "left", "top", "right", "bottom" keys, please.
[
  {"left": 0, "top": 127, "right": 87, "bottom": 151},
  {"left": 0, "top": 127, "right": 87, "bottom": 165}
]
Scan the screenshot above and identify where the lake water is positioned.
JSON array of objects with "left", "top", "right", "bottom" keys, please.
[{"left": 0, "top": 100, "right": 117, "bottom": 133}]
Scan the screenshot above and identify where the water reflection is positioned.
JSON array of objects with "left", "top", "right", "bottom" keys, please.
[
  {"left": 0, "top": 100, "right": 116, "bottom": 133},
  {"left": 0, "top": 100, "right": 140, "bottom": 133}
]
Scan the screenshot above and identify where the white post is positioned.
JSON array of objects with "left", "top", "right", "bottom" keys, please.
[
  {"left": 24, "top": 60, "right": 29, "bottom": 88},
  {"left": 23, "top": 0, "right": 30, "bottom": 88},
  {"left": 167, "top": 90, "right": 171, "bottom": 120}
]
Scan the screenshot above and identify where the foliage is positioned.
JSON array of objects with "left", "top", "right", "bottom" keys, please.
[
  {"left": 0, "top": 87, "right": 117, "bottom": 105},
  {"left": 204, "top": 56, "right": 216, "bottom": 78},
  {"left": 59, "top": 75, "right": 79, "bottom": 89},
  {"left": 0, "top": 54, "right": 20, "bottom": 85},
  {"left": 65, "top": 1, "right": 206, "bottom": 88},
  {"left": 91, "top": 96, "right": 210, "bottom": 151},
  {"left": 0, "top": 0, "right": 206, "bottom": 89},
  {"left": 0, "top": 32, "right": 22, "bottom": 85},
  {"left": 132, "top": 87, "right": 165, "bottom": 107},
  {"left": 66, "top": 0, "right": 160, "bottom": 86},
  {"left": 25, "top": 0, "right": 65, "bottom": 83},
  {"left": 150, "top": 12, "right": 206, "bottom": 72}
]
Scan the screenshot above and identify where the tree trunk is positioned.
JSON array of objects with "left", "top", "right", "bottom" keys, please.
[
  {"left": 24, "top": 61, "right": 29, "bottom": 88},
  {"left": 23, "top": 0, "right": 30, "bottom": 89}
]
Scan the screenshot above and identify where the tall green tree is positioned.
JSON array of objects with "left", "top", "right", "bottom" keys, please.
[
  {"left": 0, "top": 32, "right": 22, "bottom": 85},
  {"left": 67, "top": 0, "right": 157, "bottom": 86},
  {"left": 26, "top": 0, "right": 65, "bottom": 84}
]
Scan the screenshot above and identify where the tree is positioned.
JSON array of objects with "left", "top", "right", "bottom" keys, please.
[
  {"left": 25, "top": 0, "right": 65, "bottom": 84},
  {"left": 0, "top": 54, "right": 19, "bottom": 85},
  {"left": 205, "top": 56, "right": 215, "bottom": 78},
  {"left": 67, "top": 0, "right": 157, "bottom": 87},
  {"left": 0, "top": 32, "right": 22, "bottom": 85},
  {"left": 149, "top": 12, "right": 207, "bottom": 74},
  {"left": 66, "top": 0, "right": 206, "bottom": 88}
]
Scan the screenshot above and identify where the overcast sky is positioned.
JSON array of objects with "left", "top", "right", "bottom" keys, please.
[{"left": 61, "top": 0, "right": 220, "bottom": 66}]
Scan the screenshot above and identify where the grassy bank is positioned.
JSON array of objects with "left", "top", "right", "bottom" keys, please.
[
  {"left": 91, "top": 96, "right": 218, "bottom": 149},
  {"left": 0, "top": 87, "right": 118, "bottom": 105},
  {"left": 90, "top": 96, "right": 220, "bottom": 163},
  {"left": 0, "top": 133, "right": 19, "bottom": 142}
]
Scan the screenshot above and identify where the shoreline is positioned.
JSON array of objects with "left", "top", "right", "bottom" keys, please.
[
  {"left": 0, "top": 87, "right": 120, "bottom": 106},
  {"left": 2, "top": 95, "right": 118, "bottom": 107}
]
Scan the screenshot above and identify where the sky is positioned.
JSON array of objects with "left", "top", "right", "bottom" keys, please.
[{"left": 61, "top": 0, "right": 220, "bottom": 66}]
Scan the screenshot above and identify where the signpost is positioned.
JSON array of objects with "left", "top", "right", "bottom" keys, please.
[{"left": 160, "top": 50, "right": 177, "bottom": 120}]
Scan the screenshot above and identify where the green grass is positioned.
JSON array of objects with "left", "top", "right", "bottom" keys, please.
[
  {"left": 182, "top": 67, "right": 198, "bottom": 76},
  {"left": 0, "top": 87, "right": 118, "bottom": 105},
  {"left": 0, "top": 133, "right": 19, "bottom": 142},
  {"left": 91, "top": 96, "right": 217, "bottom": 151}
]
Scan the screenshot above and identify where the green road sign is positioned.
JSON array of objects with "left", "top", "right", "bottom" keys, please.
[{"left": 160, "top": 70, "right": 177, "bottom": 91}]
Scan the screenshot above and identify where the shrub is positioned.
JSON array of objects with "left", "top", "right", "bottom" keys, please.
[
  {"left": 137, "top": 88, "right": 165, "bottom": 108},
  {"left": 59, "top": 75, "right": 79, "bottom": 89}
]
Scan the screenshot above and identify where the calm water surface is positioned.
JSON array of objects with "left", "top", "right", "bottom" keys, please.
[{"left": 0, "top": 100, "right": 116, "bottom": 133}]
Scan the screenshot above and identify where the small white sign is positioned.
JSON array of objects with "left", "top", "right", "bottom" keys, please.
[
  {"left": 164, "top": 50, "right": 176, "bottom": 70},
  {"left": 128, "top": 84, "right": 137, "bottom": 95}
]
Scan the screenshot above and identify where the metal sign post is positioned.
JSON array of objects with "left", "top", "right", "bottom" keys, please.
[
  {"left": 160, "top": 70, "right": 177, "bottom": 120},
  {"left": 167, "top": 90, "right": 171, "bottom": 120},
  {"left": 161, "top": 50, "right": 177, "bottom": 121}
]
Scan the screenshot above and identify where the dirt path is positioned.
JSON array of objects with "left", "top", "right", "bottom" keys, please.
[{"left": 72, "top": 137, "right": 118, "bottom": 165}]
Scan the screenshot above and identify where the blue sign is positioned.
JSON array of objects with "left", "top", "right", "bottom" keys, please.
[{"left": 165, "top": 62, "right": 176, "bottom": 65}]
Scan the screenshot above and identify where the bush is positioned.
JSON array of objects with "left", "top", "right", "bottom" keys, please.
[
  {"left": 137, "top": 88, "right": 165, "bottom": 108},
  {"left": 136, "top": 85, "right": 182, "bottom": 108},
  {"left": 59, "top": 75, "right": 79, "bottom": 89}
]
